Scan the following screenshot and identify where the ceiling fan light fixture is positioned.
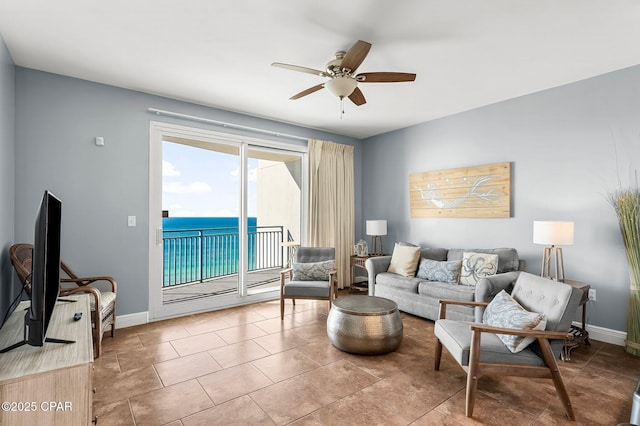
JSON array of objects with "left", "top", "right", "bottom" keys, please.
[
  {"left": 325, "top": 76, "right": 357, "bottom": 99},
  {"left": 272, "top": 40, "right": 415, "bottom": 109}
]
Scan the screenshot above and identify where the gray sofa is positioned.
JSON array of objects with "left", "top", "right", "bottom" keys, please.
[{"left": 366, "top": 247, "right": 523, "bottom": 322}]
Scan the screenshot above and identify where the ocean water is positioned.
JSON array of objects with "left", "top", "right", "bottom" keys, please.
[
  {"left": 162, "top": 217, "right": 259, "bottom": 286},
  {"left": 163, "top": 217, "right": 256, "bottom": 233}
]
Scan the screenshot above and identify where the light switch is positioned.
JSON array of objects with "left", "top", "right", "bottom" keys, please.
[
  {"left": 127, "top": 216, "right": 136, "bottom": 227},
  {"left": 95, "top": 137, "right": 105, "bottom": 146}
]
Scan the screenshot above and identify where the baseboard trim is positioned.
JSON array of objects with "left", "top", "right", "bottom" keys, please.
[
  {"left": 574, "top": 321, "right": 626, "bottom": 346},
  {"left": 116, "top": 311, "right": 149, "bottom": 329},
  {"left": 115, "top": 312, "right": 627, "bottom": 345}
]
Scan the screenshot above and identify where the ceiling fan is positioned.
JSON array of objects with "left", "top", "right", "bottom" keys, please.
[{"left": 272, "top": 40, "right": 416, "bottom": 107}]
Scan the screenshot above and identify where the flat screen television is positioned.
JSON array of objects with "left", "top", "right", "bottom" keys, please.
[{"left": 0, "top": 190, "right": 73, "bottom": 353}]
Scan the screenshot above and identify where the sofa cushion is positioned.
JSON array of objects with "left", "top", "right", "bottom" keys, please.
[
  {"left": 459, "top": 252, "right": 499, "bottom": 286},
  {"left": 416, "top": 258, "right": 462, "bottom": 283},
  {"left": 483, "top": 290, "right": 547, "bottom": 353},
  {"left": 388, "top": 244, "right": 421, "bottom": 277},
  {"left": 419, "top": 247, "right": 449, "bottom": 262},
  {"left": 447, "top": 248, "right": 520, "bottom": 273},
  {"left": 418, "top": 280, "right": 476, "bottom": 302},
  {"left": 376, "top": 272, "right": 421, "bottom": 293}
]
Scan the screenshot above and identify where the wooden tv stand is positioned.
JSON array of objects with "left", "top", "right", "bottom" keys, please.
[{"left": 0, "top": 294, "right": 93, "bottom": 425}]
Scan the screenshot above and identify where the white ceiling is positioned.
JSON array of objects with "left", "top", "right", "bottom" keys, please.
[{"left": 1, "top": 1, "right": 639, "bottom": 139}]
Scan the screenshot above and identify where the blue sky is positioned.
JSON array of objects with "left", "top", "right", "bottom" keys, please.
[{"left": 162, "top": 141, "right": 257, "bottom": 217}]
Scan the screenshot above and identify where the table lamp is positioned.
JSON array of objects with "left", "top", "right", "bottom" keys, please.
[
  {"left": 366, "top": 220, "right": 387, "bottom": 256},
  {"left": 533, "top": 220, "right": 574, "bottom": 282}
]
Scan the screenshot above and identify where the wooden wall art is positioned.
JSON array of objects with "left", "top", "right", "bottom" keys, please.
[{"left": 409, "top": 162, "right": 511, "bottom": 218}]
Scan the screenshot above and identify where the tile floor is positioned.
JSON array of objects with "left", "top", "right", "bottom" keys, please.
[{"left": 93, "top": 291, "right": 640, "bottom": 425}]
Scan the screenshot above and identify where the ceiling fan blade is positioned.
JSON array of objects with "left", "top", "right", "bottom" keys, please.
[
  {"left": 348, "top": 87, "right": 366, "bottom": 106},
  {"left": 271, "top": 62, "right": 330, "bottom": 78},
  {"left": 340, "top": 40, "right": 372, "bottom": 73},
  {"left": 356, "top": 72, "right": 416, "bottom": 83},
  {"left": 290, "top": 83, "right": 325, "bottom": 100}
]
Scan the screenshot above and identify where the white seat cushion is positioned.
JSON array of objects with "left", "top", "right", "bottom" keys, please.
[{"left": 89, "top": 291, "right": 116, "bottom": 315}]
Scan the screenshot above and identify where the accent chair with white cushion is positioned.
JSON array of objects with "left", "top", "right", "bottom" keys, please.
[
  {"left": 280, "top": 247, "right": 337, "bottom": 320},
  {"left": 9, "top": 243, "right": 117, "bottom": 358},
  {"left": 434, "top": 272, "right": 583, "bottom": 420}
]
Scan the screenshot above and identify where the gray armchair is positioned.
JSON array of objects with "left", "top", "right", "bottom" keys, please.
[
  {"left": 280, "top": 247, "right": 337, "bottom": 320},
  {"left": 434, "top": 272, "right": 583, "bottom": 420}
]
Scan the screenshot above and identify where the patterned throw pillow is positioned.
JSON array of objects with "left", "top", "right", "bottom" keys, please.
[
  {"left": 483, "top": 290, "right": 547, "bottom": 353},
  {"left": 459, "top": 252, "right": 499, "bottom": 286},
  {"left": 416, "top": 258, "right": 462, "bottom": 283},
  {"left": 292, "top": 260, "right": 335, "bottom": 281},
  {"left": 387, "top": 243, "right": 421, "bottom": 277}
]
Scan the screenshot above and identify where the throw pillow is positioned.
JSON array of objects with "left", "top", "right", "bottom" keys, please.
[
  {"left": 483, "top": 290, "right": 547, "bottom": 353},
  {"left": 387, "top": 243, "right": 421, "bottom": 277},
  {"left": 292, "top": 260, "right": 335, "bottom": 281},
  {"left": 459, "top": 252, "right": 499, "bottom": 286},
  {"left": 397, "top": 241, "right": 419, "bottom": 247},
  {"left": 416, "top": 258, "right": 462, "bottom": 283}
]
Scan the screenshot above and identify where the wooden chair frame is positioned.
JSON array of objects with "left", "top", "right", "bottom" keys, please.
[
  {"left": 60, "top": 262, "right": 117, "bottom": 358},
  {"left": 434, "top": 298, "right": 575, "bottom": 421},
  {"left": 8, "top": 244, "right": 33, "bottom": 294},
  {"left": 279, "top": 267, "right": 338, "bottom": 320}
]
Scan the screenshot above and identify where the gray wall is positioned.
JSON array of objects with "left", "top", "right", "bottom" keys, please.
[
  {"left": 0, "top": 34, "right": 16, "bottom": 326},
  {"left": 14, "top": 68, "right": 362, "bottom": 316},
  {"left": 362, "top": 65, "right": 640, "bottom": 332}
]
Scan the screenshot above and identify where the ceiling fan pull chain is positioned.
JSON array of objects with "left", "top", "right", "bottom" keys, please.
[{"left": 340, "top": 97, "right": 345, "bottom": 120}]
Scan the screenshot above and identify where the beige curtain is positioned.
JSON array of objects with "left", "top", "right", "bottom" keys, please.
[{"left": 307, "top": 139, "right": 354, "bottom": 289}]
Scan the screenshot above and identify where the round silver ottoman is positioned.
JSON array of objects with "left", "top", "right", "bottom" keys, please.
[{"left": 327, "top": 295, "right": 403, "bottom": 355}]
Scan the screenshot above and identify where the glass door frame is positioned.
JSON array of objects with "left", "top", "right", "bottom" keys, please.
[{"left": 149, "top": 121, "right": 307, "bottom": 320}]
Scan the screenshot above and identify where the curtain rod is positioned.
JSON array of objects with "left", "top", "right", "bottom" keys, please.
[{"left": 147, "top": 108, "right": 309, "bottom": 142}]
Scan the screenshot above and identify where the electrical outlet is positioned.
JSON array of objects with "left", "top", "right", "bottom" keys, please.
[{"left": 588, "top": 289, "right": 596, "bottom": 302}]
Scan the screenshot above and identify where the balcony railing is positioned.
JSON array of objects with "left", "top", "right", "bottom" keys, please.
[{"left": 162, "top": 225, "right": 284, "bottom": 287}]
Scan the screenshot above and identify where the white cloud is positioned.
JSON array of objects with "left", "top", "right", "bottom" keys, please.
[
  {"left": 163, "top": 160, "right": 181, "bottom": 177},
  {"left": 163, "top": 181, "right": 212, "bottom": 194}
]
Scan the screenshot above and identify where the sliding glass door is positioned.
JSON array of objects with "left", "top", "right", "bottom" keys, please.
[
  {"left": 149, "top": 122, "right": 304, "bottom": 319},
  {"left": 161, "top": 137, "right": 241, "bottom": 305}
]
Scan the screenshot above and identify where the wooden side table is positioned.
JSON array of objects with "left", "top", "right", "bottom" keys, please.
[
  {"left": 350, "top": 255, "right": 385, "bottom": 292},
  {"left": 561, "top": 279, "right": 590, "bottom": 361},
  {"left": 350, "top": 255, "right": 370, "bottom": 292}
]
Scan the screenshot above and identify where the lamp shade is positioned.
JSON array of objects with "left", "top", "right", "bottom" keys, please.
[
  {"left": 533, "top": 221, "right": 574, "bottom": 246},
  {"left": 366, "top": 220, "right": 387, "bottom": 236}
]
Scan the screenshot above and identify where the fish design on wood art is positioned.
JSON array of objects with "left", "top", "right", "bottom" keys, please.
[{"left": 415, "top": 175, "right": 500, "bottom": 209}]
